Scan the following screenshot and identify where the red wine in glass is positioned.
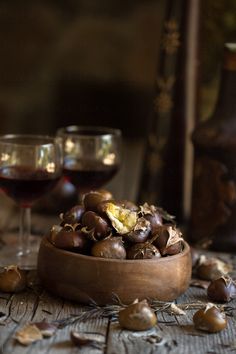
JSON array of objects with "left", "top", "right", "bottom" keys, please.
[
  {"left": 57, "top": 125, "right": 122, "bottom": 194},
  {"left": 0, "top": 166, "right": 61, "bottom": 208},
  {"left": 0, "top": 134, "right": 62, "bottom": 269},
  {"left": 63, "top": 158, "right": 119, "bottom": 191}
]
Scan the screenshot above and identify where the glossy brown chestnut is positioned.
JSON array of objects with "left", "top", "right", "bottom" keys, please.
[
  {"left": 139, "top": 203, "right": 163, "bottom": 235},
  {"left": 91, "top": 237, "right": 126, "bottom": 259},
  {"left": 50, "top": 227, "right": 88, "bottom": 251},
  {"left": 118, "top": 300, "right": 157, "bottom": 331},
  {"left": 152, "top": 225, "right": 183, "bottom": 256},
  {"left": 60, "top": 205, "right": 84, "bottom": 225},
  {"left": 82, "top": 211, "right": 111, "bottom": 240},
  {"left": 207, "top": 276, "right": 236, "bottom": 302},
  {"left": 83, "top": 190, "right": 112, "bottom": 212},
  {"left": 196, "top": 256, "right": 232, "bottom": 281},
  {"left": 125, "top": 217, "right": 151, "bottom": 243},
  {"left": 193, "top": 304, "right": 227, "bottom": 333},
  {"left": 144, "top": 213, "right": 162, "bottom": 235},
  {"left": 0, "top": 265, "right": 27, "bottom": 293},
  {"left": 127, "top": 242, "right": 161, "bottom": 260}
]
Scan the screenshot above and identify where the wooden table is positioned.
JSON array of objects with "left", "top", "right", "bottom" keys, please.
[{"left": 0, "top": 197, "right": 236, "bottom": 354}]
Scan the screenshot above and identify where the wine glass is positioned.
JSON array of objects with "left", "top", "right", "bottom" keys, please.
[
  {"left": 0, "top": 134, "right": 62, "bottom": 269},
  {"left": 57, "top": 126, "right": 122, "bottom": 197}
]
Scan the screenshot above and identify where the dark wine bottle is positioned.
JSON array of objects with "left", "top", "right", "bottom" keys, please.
[{"left": 189, "top": 43, "right": 236, "bottom": 251}]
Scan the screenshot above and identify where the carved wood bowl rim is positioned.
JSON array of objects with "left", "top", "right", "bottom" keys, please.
[{"left": 41, "top": 235, "right": 190, "bottom": 263}]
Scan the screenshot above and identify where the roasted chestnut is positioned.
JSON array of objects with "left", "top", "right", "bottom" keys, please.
[
  {"left": 127, "top": 242, "right": 161, "bottom": 259},
  {"left": 60, "top": 205, "right": 84, "bottom": 225},
  {"left": 104, "top": 202, "right": 138, "bottom": 234},
  {"left": 118, "top": 300, "right": 157, "bottom": 331},
  {"left": 50, "top": 224, "right": 89, "bottom": 251},
  {"left": 83, "top": 190, "right": 112, "bottom": 212},
  {"left": 0, "top": 265, "right": 27, "bottom": 293},
  {"left": 207, "top": 276, "right": 236, "bottom": 302},
  {"left": 91, "top": 237, "right": 126, "bottom": 259},
  {"left": 196, "top": 256, "right": 232, "bottom": 281},
  {"left": 125, "top": 217, "right": 151, "bottom": 243},
  {"left": 82, "top": 211, "right": 111, "bottom": 240},
  {"left": 140, "top": 203, "right": 163, "bottom": 235},
  {"left": 193, "top": 303, "right": 227, "bottom": 333},
  {"left": 152, "top": 225, "right": 183, "bottom": 256}
]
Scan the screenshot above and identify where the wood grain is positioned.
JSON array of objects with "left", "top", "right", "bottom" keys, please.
[{"left": 38, "top": 236, "right": 192, "bottom": 305}]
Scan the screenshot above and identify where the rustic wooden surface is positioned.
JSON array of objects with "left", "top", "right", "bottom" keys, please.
[{"left": 0, "top": 196, "right": 236, "bottom": 354}]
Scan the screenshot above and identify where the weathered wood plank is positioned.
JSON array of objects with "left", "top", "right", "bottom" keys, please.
[
  {"left": 106, "top": 319, "right": 177, "bottom": 354},
  {"left": 0, "top": 290, "right": 40, "bottom": 354}
]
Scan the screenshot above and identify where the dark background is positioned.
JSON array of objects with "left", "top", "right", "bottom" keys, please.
[
  {"left": 0, "top": 0, "right": 165, "bottom": 138},
  {"left": 0, "top": 1, "right": 236, "bottom": 136},
  {"left": 1, "top": 0, "right": 236, "bottom": 204}
]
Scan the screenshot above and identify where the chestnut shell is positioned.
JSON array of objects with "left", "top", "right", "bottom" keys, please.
[
  {"left": 83, "top": 190, "right": 112, "bottom": 212},
  {"left": 118, "top": 300, "right": 157, "bottom": 331},
  {"left": 50, "top": 228, "right": 89, "bottom": 251},
  {"left": 126, "top": 242, "right": 161, "bottom": 260},
  {"left": 91, "top": 237, "right": 126, "bottom": 259},
  {"left": 82, "top": 211, "right": 111, "bottom": 240}
]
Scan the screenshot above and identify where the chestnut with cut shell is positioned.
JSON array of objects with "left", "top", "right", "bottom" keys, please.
[
  {"left": 91, "top": 237, "right": 126, "bottom": 259},
  {"left": 49, "top": 225, "right": 89, "bottom": 251},
  {"left": 127, "top": 242, "right": 161, "bottom": 260},
  {"left": 207, "top": 276, "right": 236, "bottom": 302},
  {"left": 82, "top": 211, "right": 111, "bottom": 240},
  {"left": 118, "top": 299, "right": 157, "bottom": 331},
  {"left": 139, "top": 203, "right": 163, "bottom": 235},
  {"left": 83, "top": 190, "right": 112, "bottom": 212},
  {"left": 193, "top": 303, "right": 227, "bottom": 333},
  {"left": 125, "top": 217, "right": 151, "bottom": 243},
  {"left": 152, "top": 225, "right": 183, "bottom": 256},
  {"left": 196, "top": 256, "right": 232, "bottom": 281},
  {"left": 60, "top": 205, "right": 84, "bottom": 225},
  {"left": 104, "top": 202, "right": 138, "bottom": 235},
  {"left": 0, "top": 265, "right": 27, "bottom": 293}
]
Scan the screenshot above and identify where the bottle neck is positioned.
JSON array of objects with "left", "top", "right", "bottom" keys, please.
[{"left": 214, "top": 68, "right": 236, "bottom": 119}]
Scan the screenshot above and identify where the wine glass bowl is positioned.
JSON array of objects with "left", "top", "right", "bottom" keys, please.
[
  {"left": 57, "top": 126, "right": 122, "bottom": 193},
  {"left": 0, "top": 134, "right": 62, "bottom": 268}
]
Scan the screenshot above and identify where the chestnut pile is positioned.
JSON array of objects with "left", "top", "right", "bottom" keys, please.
[{"left": 48, "top": 190, "right": 184, "bottom": 260}]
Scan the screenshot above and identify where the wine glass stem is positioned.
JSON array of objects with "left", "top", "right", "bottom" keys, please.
[{"left": 18, "top": 207, "right": 31, "bottom": 257}]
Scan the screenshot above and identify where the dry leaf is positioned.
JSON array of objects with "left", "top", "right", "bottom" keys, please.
[
  {"left": 70, "top": 331, "right": 104, "bottom": 349},
  {"left": 190, "top": 279, "right": 210, "bottom": 289},
  {"left": 34, "top": 321, "right": 58, "bottom": 337},
  {"left": 168, "top": 303, "right": 186, "bottom": 316},
  {"left": 15, "top": 324, "right": 43, "bottom": 345},
  {"left": 15, "top": 321, "right": 58, "bottom": 345}
]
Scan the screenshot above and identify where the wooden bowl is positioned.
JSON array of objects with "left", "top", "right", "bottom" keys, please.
[{"left": 37, "top": 236, "right": 192, "bottom": 305}]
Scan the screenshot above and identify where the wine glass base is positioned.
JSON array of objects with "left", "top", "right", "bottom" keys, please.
[{"left": 0, "top": 233, "right": 41, "bottom": 270}]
